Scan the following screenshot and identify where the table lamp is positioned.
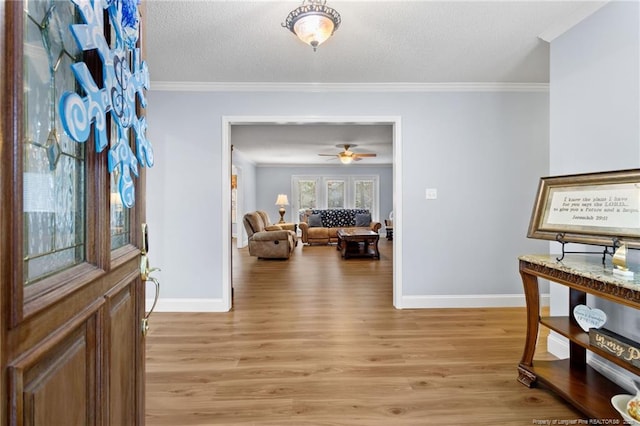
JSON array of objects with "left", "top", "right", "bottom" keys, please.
[{"left": 275, "top": 194, "right": 289, "bottom": 223}]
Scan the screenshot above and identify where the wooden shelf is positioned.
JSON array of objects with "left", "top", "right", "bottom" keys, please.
[
  {"left": 518, "top": 256, "right": 640, "bottom": 420},
  {"left": 541, "top": 316, "right": 640, "bottom": 374},
  {"left": 540, "top": 316, "right": 586, "bottom": 343},
  {"left": 521, "top": 359, "right": 625, "bottom": 420}
]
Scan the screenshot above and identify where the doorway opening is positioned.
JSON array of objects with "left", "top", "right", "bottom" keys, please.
[{"left": 221, "top": 116, "right": 403, "bottom": 311}]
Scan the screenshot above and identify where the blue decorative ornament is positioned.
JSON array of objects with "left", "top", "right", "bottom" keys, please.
[
  {"left": 59, "top": 0, "right": 152, "bottom": 208},
  {"left": 121, "top": 0, "right": 141, "bottom": 49}
]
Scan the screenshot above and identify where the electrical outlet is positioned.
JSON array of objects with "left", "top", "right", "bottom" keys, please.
[{"left": 425, "top": 188, "right": 438, "bottom": 199}]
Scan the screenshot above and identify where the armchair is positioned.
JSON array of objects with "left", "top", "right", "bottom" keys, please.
[{"left": 243, "top": 211, "right": 297, "bottom": 259}]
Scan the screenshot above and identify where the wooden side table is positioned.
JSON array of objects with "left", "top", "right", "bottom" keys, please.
[
  {"left": 384, "top": 219, "right": 393, "bottom": 240},
  {"left": 517, "top": 254, "right": 639, "bottom": 420}
]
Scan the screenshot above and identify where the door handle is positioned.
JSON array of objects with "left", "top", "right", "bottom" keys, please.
[
  {"left": 140, "top": 254, "right": 161, "bottom": 336},
  {"left": 140, "top": 223, "right": 161, "bottom": 336},
  {"left": 141, "top": 275, "right": 160, "bottom": 336}
]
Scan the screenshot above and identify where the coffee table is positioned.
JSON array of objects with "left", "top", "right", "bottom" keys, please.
[{"left": 336, "top": 229, "right": 380, "bottom": 259}]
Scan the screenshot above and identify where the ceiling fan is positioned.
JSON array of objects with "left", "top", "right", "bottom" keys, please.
[{"left": 318, "top": 144, "right": 377, "bottom": 164}]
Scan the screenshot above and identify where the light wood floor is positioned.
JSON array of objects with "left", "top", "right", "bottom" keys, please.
[{"left": 145, "top": 238, "right": 581, "bottom": 425}]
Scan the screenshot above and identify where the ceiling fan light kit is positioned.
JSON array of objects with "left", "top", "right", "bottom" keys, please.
[
  {"left": 339, "top": 154, "right": 353, "bottom": 165},
  {"left": 318, "top": 144, "right": 377, "bottom": 165},
  {"left": 282, "top": 0, "right": 341, "bottom": 51}
]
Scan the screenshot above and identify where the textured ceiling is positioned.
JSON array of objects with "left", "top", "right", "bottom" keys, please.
[
  {"left": 145, "top": 1, "right": 605, "bottom": 165},
  {"left": 146, "top": 1, "right": 603, "bottom": 85},
  {"left": 231, "top": 123, "right": 394, "bottom": 165}
]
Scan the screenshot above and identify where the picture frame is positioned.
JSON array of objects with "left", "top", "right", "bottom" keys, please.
[{"left": 528, "top": 169, "right": 640, "bottom": 248}]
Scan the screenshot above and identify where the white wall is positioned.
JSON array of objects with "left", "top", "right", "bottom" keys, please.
[
  {"left": 145, "top": 90, "right": 550, "bottom": 308},
  {"left": 549, "top": 0, "right": 640, "bottom": 388}
]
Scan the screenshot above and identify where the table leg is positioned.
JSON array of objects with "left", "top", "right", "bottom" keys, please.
[
  {"left": 518, "top": 269, "right": 540, "bottom": 387},
  {"left": 569, "top": 288, "right": 587, "bottom": 369}
]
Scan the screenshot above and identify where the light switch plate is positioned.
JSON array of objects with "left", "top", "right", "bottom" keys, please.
[{"left": 426, "top": 188, "right": 438, "bottom": 199}]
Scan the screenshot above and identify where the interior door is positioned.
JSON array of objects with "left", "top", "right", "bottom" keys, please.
[{"left": 1, "top": 1, "right": 153, "bottom": 424}]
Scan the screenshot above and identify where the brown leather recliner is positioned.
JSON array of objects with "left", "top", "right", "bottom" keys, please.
[{"left": 243, "top": 211, "right": 296, "bottom": 259}]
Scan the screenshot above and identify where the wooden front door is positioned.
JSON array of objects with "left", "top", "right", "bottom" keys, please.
[{"left": 1, "top": 1, "right": 154, "bottom": 424}]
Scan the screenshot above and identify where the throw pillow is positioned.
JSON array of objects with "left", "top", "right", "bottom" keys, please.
[
  {"left": 355, "top": 213, "right": 371, "bottom": 227},
  {"left": 308, "top": 214, "right": 322, "bottom": 227}
]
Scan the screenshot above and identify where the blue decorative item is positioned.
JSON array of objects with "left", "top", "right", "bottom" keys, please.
[{"left": 59, "top": 0, "right": 152, "bottom": 208}]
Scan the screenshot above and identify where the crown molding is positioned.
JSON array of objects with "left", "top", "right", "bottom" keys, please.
[
  {"left": 150, "top": 81, "right": 549, "bottom": 93},
  {"left": 538, "top": 1, "right": 608, "bottom": 42},
  {"left": 256, "top": 163, "right": 393, "bottom": 168}
]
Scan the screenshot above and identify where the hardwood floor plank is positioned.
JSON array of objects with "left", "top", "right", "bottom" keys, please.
[{"left": 146, "top": 238, "right": 581, "bottom": 425}]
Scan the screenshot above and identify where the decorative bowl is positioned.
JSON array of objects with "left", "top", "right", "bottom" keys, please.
[{"left": 611, "top": 394, "right": 640, "bottom": 425}]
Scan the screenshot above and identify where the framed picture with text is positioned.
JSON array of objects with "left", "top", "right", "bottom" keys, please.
[{"left": 528, "top": 169, "right": 640, "bottom": 248}]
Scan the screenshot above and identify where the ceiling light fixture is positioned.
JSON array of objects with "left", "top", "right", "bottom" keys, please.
[
  {"left": 282, "top": 0, "right": 341, "bottom": 52},
  {"left": 339, "top": 155, "right": 353, "bottom": 165}
]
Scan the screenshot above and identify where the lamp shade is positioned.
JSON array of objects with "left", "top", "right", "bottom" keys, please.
[{"left": 275, "top": 194, "right": 289, "bottom": 206}]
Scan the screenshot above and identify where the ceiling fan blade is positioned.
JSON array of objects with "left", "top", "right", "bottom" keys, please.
[
  {"left": 353, "top": 153, "right": 377, "bottom": 158},
  {"left": 318, "top": 154, "right": 337, "bottom": 156}
]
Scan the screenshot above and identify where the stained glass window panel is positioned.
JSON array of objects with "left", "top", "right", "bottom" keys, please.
[{"left": 23, "top": 0, "right": 85, "bottom": 285}]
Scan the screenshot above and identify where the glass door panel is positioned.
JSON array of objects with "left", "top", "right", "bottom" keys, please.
[
  {"left": 23, "top": 0, "right": 85, "bottom": 285},
  {"left": 110, "top": 170, "right": 130, "bottom": 250}
]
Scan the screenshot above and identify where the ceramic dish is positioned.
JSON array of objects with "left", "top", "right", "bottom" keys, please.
[{"left": 611, "top": 394, "right": 640, "bottom": 425}]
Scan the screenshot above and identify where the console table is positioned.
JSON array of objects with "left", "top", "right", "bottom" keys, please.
[{"left": 518, "top": 254, "right": 640, "bottom": 420}]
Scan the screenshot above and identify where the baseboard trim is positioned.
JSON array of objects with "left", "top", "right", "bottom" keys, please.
[
  {"left": 149, "top": 295, "right": 545, "bottom": 311},
  {"left": 547, "top": 331, "right": 570, "bottom": 359},
  {"left": 399, "top": 294, "right": 550, "bottom": 309},
  {"left": 589, "top": 355, "right": 634, "bottom": 393},
  {"left": 146, "top": 298, "right": 229, "bottom": 312}
]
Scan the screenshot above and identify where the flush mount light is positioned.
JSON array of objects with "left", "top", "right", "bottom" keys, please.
[{"left": 282, "top": 0, "right": 341, "bottom": 52}]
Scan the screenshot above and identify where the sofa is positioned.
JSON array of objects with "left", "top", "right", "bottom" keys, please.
[
  {"left": 243, "top": 211, "right": 297, "bottom": 259},
  {"left": 299, "top": 209, "right": 381, "bottom": 245}
]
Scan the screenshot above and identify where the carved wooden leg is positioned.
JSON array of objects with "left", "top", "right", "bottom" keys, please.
[
  {"left": 518, "top": 269, "right": 540, "bottom": 385},
  {"left": 517, "top": 364, "right": 538, "bottom": 388}
]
